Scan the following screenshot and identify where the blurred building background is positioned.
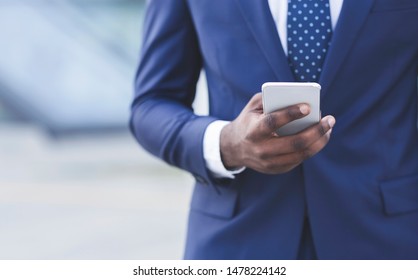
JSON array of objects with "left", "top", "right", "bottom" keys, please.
[{"left": 0, "top": 0, "right": 208, "bottom": 259}]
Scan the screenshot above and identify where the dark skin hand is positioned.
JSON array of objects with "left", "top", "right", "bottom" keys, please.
[{"left": 220, "top": 93, "right": 336, "bottom": 174}]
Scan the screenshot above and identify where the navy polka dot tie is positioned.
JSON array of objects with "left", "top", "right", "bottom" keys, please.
[{"left": 287, "top": 0, "right": 333, "bottom": 82}]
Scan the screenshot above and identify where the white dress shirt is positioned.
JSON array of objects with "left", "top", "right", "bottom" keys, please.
[{"left": 203, "top": 0, "right": 344, "bottom": 179}]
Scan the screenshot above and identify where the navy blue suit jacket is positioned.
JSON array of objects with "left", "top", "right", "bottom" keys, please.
[{"left": 131, "top": 0, "right": 418, "bottom": 259}]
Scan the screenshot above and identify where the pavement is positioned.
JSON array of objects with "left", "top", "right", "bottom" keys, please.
[{"left": 0, "top": 124, "right": 194, "bottom": 259}]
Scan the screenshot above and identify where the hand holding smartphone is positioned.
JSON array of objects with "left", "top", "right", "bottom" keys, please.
[{"left": 262, "top": 82, "right": 321, "bottom": 136}]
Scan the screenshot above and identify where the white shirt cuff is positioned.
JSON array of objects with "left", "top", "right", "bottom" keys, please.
[{"left": 203, "top": 120, "right": 246, "bottom": 179}]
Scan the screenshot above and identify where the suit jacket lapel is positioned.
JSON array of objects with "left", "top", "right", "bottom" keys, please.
[
  {"left": 319, "top": 0, "right": 376, "bottom": 96},
  {"left": 235, "top": 0, "right": 294, "bottom": 82},
  {"left": 235, "top": 0, "right": 376, "bottom": 92}
]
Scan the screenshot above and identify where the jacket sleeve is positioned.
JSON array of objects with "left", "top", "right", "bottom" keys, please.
[{"left": 130, "top": 0, "right": 221, "bottom": 186}]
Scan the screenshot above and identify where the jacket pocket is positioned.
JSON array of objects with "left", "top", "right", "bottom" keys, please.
[
  {"left": 371, "top": 0, "right": 418, "bottom": 13},
  {"left": 379, "top": 173, "right": 418, "bottom": 215},
  {"left": 190, "top": 182, "right": 238, "bottom": 219}
]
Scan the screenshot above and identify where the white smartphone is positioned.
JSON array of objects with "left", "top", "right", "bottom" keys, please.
[{"left": 262, "top": 82, "right": 321, "bottom": 136}]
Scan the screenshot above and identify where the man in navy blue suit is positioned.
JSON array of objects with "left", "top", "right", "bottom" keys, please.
[{"left": 131, "top": 0, "right": 418, "bottom": 259}]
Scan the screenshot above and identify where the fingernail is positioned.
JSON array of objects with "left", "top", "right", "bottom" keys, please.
[
  {"left": 299, "top": 104, "right": 310, "bottom": 115},
  {"left": 327, "top": 117, "right": 336, "bottom": 128}
]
